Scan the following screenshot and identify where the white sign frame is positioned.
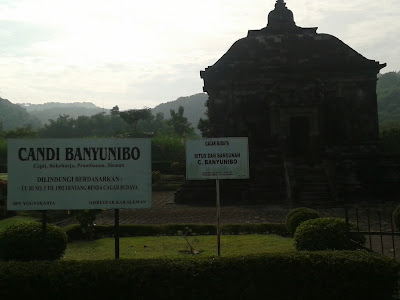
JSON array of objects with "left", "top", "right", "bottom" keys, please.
[
  {"left": 185, "top": 137, "right": 249, "bottom": 180},
  {"left": 7, "top": 138, "right": 152, "bottom": 210}
]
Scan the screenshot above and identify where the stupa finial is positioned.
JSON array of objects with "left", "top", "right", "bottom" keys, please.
[{"left": 267, "top": 0, "right": 296, "bottom": 31}]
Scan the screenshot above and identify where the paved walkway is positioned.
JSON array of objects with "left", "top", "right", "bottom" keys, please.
[
  {"left": 57, "top": 191, "right": 399, "bottom": 231},
  {"left": 54, "top": 191, "right": 400, "bottom": 259}
]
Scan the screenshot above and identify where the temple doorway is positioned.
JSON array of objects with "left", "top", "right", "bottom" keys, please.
[{"left": 289, "top": 116, "right": 310, "bottom": 157}]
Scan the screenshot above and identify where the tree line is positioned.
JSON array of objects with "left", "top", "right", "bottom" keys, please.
[
  {"left": 0, "top": 105, "right": 197, "bottom": 139},
  {"left": 0, "top": 105, "right": 203, "bottom": 172}
]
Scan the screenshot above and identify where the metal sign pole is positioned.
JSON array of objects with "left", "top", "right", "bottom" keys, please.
[
  {"left": 216, "top": 179, "right": 221, "bottom": 256},
  {"left": 115, "top": 209, "right": 120, "bottom": 259},
  {"left": 42, "top": 210, "right": 47, "bottom": 257}
]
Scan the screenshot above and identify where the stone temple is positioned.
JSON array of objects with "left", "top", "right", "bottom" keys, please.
[{"left": 176, "top": 0, "right": 393, "bottom": 206}]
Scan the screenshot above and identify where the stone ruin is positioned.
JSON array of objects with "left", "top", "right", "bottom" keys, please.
[{"left": 175, "top": 0, "right": 399, "bottom": 206}]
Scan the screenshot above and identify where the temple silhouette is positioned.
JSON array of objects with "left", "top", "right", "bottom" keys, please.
[{"left": 176, "top": 0, "right": 397, "bottom": 206}]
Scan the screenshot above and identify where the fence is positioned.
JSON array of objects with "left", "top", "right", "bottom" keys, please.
[
  {"left": 344, "top": 205, "right": 400, "bottom": 299},
  {"left": 345, "top": 205, "right": 399, "bottom": 259}
]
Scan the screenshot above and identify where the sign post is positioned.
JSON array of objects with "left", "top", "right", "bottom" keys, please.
[
  {"left": 115, "top": 209, "right": 120, "bottom": 259},
  {"left": 216, "top": 178, "right": 221, "bottom": 256},
  {"left": 7, "top": 138, "right": 152, "bottom": 259},
  {"left": 186, "top": 137, "right": 249, "bottom": 256}
]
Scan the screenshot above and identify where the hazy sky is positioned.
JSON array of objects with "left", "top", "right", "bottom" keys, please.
[{"left": 0, "top": 0, "right": 399, "bottom": 110}]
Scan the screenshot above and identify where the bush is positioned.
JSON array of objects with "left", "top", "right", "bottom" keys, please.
[
  {"left": 0, "top": 221, "right": 67, "bottom": 261},
  {"left": 393, "top": 204, "right": 400, "bottom": 230},
  {"left": 152, "top": 170, "right": 161, "bottom": 183},
  {"left": 68, "top": 210, "right": 102, "bottom": 240},
  {"left": 286, "top": 207, "right": 320, "bottom": 236},
  {"left": 0, "top": 252, "right": 398, "bottom": 300},
  {"left": 0, "top": 179, "right": 7, "bottom": 196},
  {"left": 170, "top": 161, "right": 183, "bottom": 175},
  {"left": 0, "top": 180, "right": 9, "bottom": 218},
  {"left": 294, "top": 217, "right": 366, "bottom": 251}
]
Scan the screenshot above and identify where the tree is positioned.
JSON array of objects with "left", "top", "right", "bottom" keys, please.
[
  {"left": 40, "top": 115, "right": 75, "bottom": 138},
  {"left": 3, "top": 125, "right": 37, "bottom": 138},
  {"left": 167, "top": 106, "right": 194, "bottom": 137},
  {"left": 110, "top": 105, "right": 120, "bottom": 117},
  {"left": 197, "top": 107, "right": 213, "bottom": 137},
  {"left": 74, "top": 115, "right": 93, "bottom": 137},
  {"left": 119, "top": 108, "right": 152, "bottom": 131}
]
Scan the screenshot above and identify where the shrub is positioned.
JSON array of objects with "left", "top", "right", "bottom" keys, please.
[
  {"left": 294, "top": 217, "right": 366, "bottom": 251},
  {"left": 69, "top": 209, "right": 102, "bottom": 240},
  {"left": 0, "top": 180, "right": 8, "bottom": 218},
  {"left": 392, "top": 204, "right": 400, "bottom": 230},
  {"left": 152, "top": 170, "right": 161, "bottom": 183},
  {"left": 0, "top": 252, "right": 398, "bottom": 300},
  {"left": 0, "top": 221, "right": 67, "bottom": 261},
  {"left": 170, "top": 161, "right": 183, "bottom": 175},
  {"left": 286, "top": 207, "right": 320, "bottom": 236},
  {"left": 0, "top": 179, "right": 7, "bottom": 196}
]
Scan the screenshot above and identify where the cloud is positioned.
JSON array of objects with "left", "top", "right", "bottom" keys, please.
[
  {"left": 0, "top": 0, "right": 399, "bottom": 110},
  {"left": 0, "top": 20, "right": 59, "bottom": 56}
]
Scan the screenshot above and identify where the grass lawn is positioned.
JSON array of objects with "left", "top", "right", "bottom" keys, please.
[
  {"left": 63, "top": 234, "right": 294, "bottom": 260},
  {"left": 0, "top": 173, "right": 6, "bottom": 180}
]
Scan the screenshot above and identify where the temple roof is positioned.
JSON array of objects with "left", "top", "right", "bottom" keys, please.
[
  {"left": 201, "top": 1, "right": 385, "bottom": 78},
  {"left": 267, "top": 0, "right": 297, "bottom": 32}
]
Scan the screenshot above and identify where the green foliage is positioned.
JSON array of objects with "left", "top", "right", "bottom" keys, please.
[
  {"left": 40, "top": 114, "right": 76, "bottom": 138},
  {"left": 2, "top": 125, "right": 38, "bottom": 138},
  {"left": 198, "top": 116, "right": 212, "bottom": 137},
  {"left": 294, "top": 217, "right": 366, "bottom": 251},
  {"left": 170, "top": 161, "right": 183, "bottom": 175},
  {"left": 0, "top": 179, "right": 6, "bottom": 196},
  {"left": 0, "top": 139, "right": 6, "bottom": 173},
  {"left": 0, "top": 216, "right": 37, "bottom": 231},
  {"left": 382, "top": 128, "right": 400, "bottom": 155},
  {"left": 286, "top": 207, "right": 320, "bottom": 236},
  {"left": 152, "top": 134, "right": 185, "bottom": 163},
  {"left": 177, "top": 226, "right": 199, "bottom": 254},
  {"left": 69, "top": 210, "right": 102, "bottom": 240},
  {"left": 167, "top": 106, "right": 194, "bottom": 137},
  {"left": 0, "top": 179, "right": 8, "bottom": 218},
  {"left": 152, "top": 170, "right": 161, "bottom": 183},
  {"left": 119, "top": 108, "right": 152, "bottom": 131},
  {"left": 0, "top": 180, "right": 13, "bottom": 219},
  {"left": 152, "top": 93, "right": 207, "bottom": 135},
  {"left": 110, "top": 105, "right": 120, "bottom": 117},
  {"left": 39, "top": 112, "right": 129, "bottom": 138},
  {"left": 377, "top": 71, "right": 400, "bottom": 130},
  {"left": 0, "top": 252, "right": 398, "bottom": 300},
  {"left": 197, "top": 103, "right": 213, "bottom": 137},
  {"left": 136, "top": 112, "right": 172, "bottom": 134},
  {"left": 392, "top": 204, "right": 400, "bottom": 230},
  {"left": 0, "top": 221, "right": 67, "bottom": 261}
]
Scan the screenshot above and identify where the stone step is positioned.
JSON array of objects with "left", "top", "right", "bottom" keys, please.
[
  {"left": 299, "top": 181, "right": 329, "bottom": 186},
  {"left": 301, "top": 191, "right": 331, "bottom": 197}
]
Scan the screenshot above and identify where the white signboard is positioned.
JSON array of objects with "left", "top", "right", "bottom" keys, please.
[
  {"left": 186, "top": 137, "right": 249, "bottom": 180},
  {"left": 7, "top": 138, "right": 151, "bottom": 210}
]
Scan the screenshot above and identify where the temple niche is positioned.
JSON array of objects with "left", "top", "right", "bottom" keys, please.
[{"left": 176, "top": 0, "right": 396, "bottom": 206}]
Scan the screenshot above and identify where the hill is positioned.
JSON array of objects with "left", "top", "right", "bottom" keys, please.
[
  {"left": 18, "top": 102, "right": 107, "bottom": 125},
  {"left": 377, "top": 71, "right": 400, "bottom": 130},
  {"left": 0, "top": 97, "right": 41, "bottom": 130},
  {"left": 152, "top": 93, "right": 208, "bottom": 129}
]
